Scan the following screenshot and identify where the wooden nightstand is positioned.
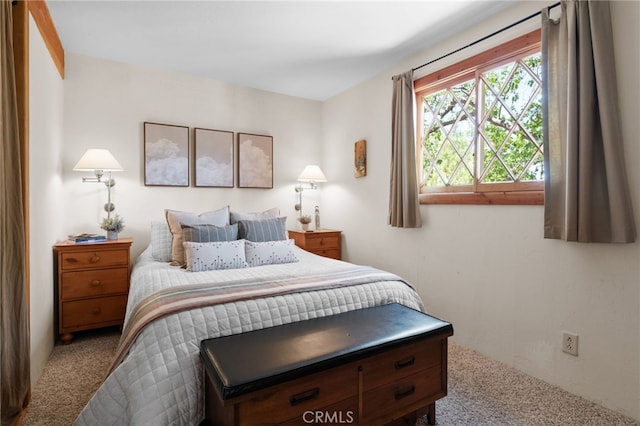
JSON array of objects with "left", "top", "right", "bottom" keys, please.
[
  {"left": 53, "top": 237, "right": 133, "bottom": 344},
  {"left": 288, "top": 229, "right": 342, "bottom": 260}
]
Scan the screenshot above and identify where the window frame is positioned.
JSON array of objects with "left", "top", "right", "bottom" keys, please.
[{"left": 414, "top": 30, "right": 544, "bottom": 206}]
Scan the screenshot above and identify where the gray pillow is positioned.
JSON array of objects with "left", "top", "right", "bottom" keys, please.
[
  {"left": 181, "top": 223, "right": 238, "bottom": 243},
  {"left": 237, "top": 217, "right": 287, "bottom": 242}
]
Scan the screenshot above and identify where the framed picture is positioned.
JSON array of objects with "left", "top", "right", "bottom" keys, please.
[
  {"left": 355, "top": 139, "right": 366, "bottom": 177},
  {"left": 144, "top": 122, "right": 189, "bottom": 186},
  {"left": 237, "top": 133, "right": 273, "bottom": 188},
  {"left": 194, "top": 128, "right": 234, "bottom": 187}
]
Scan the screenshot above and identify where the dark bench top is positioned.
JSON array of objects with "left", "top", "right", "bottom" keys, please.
[{"left": 200, "top": 303, "right": 453, "bottom": 400}]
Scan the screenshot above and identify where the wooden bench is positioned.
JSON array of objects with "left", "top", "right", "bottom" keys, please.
[{"left": 200, "top": 303, "right": 453, "bottom": 425}]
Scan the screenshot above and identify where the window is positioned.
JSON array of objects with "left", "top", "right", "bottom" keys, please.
[{"left": 414, "top": 30, "right": 544, "bottom": 205}]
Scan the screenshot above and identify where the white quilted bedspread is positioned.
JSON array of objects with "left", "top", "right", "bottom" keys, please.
[{"left": 76, "top": 246, "right": 424, "bottom": 425}]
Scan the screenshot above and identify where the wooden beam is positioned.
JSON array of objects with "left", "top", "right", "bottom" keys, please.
[{"left": 27, "top": 0, "right": 64, "bottom": 78}]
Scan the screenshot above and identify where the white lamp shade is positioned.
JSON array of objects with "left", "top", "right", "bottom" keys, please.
[
  {"left": 297, "top": 165, "right": 327, "bottom": 183},
  {"left": 73, "top": 149, "right": 123, "bottom": 171}
]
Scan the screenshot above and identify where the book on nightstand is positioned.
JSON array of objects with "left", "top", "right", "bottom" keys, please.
[{"left": 68, "top": 233, "right": 107, "bottom": 243}]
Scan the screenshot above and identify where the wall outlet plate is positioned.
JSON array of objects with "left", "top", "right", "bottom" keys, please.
[{"left": 562, "top": 331, "right": 579, "bottom": 356}]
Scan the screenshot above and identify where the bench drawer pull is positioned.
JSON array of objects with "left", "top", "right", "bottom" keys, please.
[
  {"left": 394, "top": 385, "right": 415, "bottom": 401},
  {"left": 290, "top": 387, "right": 319, "bottom": 406},
  {"left": 394, "top": 355, "right": 415, "bottom": 369}
]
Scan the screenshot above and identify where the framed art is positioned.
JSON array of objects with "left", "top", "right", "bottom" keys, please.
[
  {"left": 194, "top": 128, "right": 234, "bottom": 187},
  {"left": 237, "top": 133, "right": 273, "bottom": 188},
  {"left": 144, "top": 122, "right": 189, "bottom": 186},
  {"left": 355, "top": 139, "right": 366, "bottom": 177}
]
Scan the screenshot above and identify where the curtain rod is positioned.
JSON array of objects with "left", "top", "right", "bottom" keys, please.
[{"left": 411, "top": 2, "right": 561, "bottom": 73}]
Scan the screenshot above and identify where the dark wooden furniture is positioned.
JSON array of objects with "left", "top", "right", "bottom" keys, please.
[
  {"left": 288, "top": 229, "right": 342, "bottom": 260},
  {"left": 53, "top": 237, "right": 132, "bottom": 344},
  {"left": 201, "top": 303, "right": 453, "bottom": 425}
]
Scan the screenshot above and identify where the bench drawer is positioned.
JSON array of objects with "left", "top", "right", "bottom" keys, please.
[
  {"left": 236, "top": 362, "right": 358, "bottom": 425},
  {"left": 361, "top": 364, "right": 444, "bottom": 423},
  {"left": 361, "top": 339, "right": 443, "bottom": 391}
]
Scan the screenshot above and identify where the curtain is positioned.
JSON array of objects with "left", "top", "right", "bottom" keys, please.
[
  {"left": 541, "top": 0, "right": 636, "bottom": 243},
  {"left": 389, "top": 70, "right": 422, "bottom": 228},
  {"left": 1, "top": 1, "right": 30, "bottom": 424}
]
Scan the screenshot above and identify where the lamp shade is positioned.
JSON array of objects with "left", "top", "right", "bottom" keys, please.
[
  {"left": 73, "top": 149, "right": 123, "bottom": 171},
  {"left": 297, "top": 165, "right": 327, "bottom": 183}
]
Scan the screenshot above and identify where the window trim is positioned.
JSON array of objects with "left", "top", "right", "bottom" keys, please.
[{"left": 414, "top": 30, "right": 543, "bottom": 206}]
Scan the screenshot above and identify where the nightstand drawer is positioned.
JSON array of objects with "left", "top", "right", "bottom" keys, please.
[
  {"left": 303, "top": 235, "right": 340, "bottom": 250},
  {"left": 61, "top": 267, "right": 129, "bottom": 300},
  {"left": 312, "top": 248, "right": 340, "bottom": 259},
  {"left": 61, "top": 295, "right": 127, "bottom": 328},
  {"left": 60, "top": 248, "right": 129, "bottom": 270}
]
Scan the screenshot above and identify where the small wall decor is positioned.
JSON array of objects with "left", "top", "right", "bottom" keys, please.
[
  {"left": 144, "top": 122, "right": 189, "bottom": 186},
  {"left": 354, "top": 139, "right": 366, "bottom": 177},
  {"left": 194, "top": 128, "right": 234, "bottom": 187},
  {"left": 237, "top": 133, "right": 273, "bottom": 188}
]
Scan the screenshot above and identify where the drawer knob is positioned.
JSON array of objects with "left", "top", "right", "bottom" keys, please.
[
  {"left": 90, "top": 253, "right": 101, "bottom": 263},
  {"left": 394, "top": 385, "right": 415, "bottom": 401},
  {"left": 91, "top": 307, "right": 102, "bottom": 315},
  {"left": 319, "top": 238, "right": 325, "bottom": 245},
  {"left": 289, "top": 387, "right": 319, "bottom": 406},
  {"left": 394, "top": 355, "right": 415, "bottom": 369},
  {"left": 90, "top": 280, "right": 102, "bottom": 287}
]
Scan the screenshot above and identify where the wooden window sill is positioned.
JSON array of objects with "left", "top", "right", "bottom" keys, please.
[{"left": 419, "top": 191, "right": 544, "bottom": 205}]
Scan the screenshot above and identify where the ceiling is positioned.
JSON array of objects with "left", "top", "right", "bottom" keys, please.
[{"left": 47, "top": 1, "right": 518, "bottom": 101}]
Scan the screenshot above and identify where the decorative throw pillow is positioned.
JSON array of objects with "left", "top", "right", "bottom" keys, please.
[
  {"left": 245, "top": 239, "right": 299, "bottom": 267},
  {"left": 165, "top": 206, "right": 230, "bottom": 266},
  {"left": 181, "top": 223, "right": 238, "bottom": 243},
  {"left": 183, "top": 240, "right": 248, "bottom": 272},
  {"left": 150, "top": 220, "right": 173, "bottom": 262},
  {"left": 230, "top": 208, "right": 279, "bottom": 224},
  {"left": 237, "top": 217, "right": 287, "bottom": 242}
]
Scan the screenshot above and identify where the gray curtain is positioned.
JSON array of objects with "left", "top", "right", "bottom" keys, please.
[
  {"left": 389, "top": 70, "right": 422, "bottom": 228},
  {"left": 1, "top": 1, "right": 30, "bottom": 424},
  {"left": 542, "top": 0, "right": 636, "bottom": 243}
]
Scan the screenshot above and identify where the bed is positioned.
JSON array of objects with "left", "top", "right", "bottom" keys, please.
[{"left": 75, "top": 211, "right": 425, "bottom": 425}]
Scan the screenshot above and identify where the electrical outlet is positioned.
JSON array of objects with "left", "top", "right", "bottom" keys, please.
[{"left": 562, "top": 332, "right": 579, "bottom": 356}]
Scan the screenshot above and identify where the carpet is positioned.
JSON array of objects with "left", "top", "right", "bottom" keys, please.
[{"left": 23, "top": 328, "right": 638, "bottom": 425}]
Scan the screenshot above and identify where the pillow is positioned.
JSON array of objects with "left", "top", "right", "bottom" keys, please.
[
  {"left": 150, "top": 220, "right": 172, "bottom": 262},
  {"left": 181, "top": 223, "right": 238, "bottom": 243},
  {"left": 237, "top": 217, "right": 287, "bottom": 242},
  {"left": 245, "top": 239, "right": 299, "bottom": 267},
  {"left": 230, "top": 208, "right": 279, "bottom": 224},
  {"left": 165, "top": 206, "right": 230, "bottom": 266},
  {"left": 183, "top": 240, "right": 248, "bottom": 272}
]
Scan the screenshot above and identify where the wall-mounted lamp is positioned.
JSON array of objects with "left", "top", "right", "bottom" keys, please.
[
  {"left": 73, "top": 149, "right": 123, "bottom": 218},
  {"left": 294, "top": 165, "right": 327, "bottom": 217}
]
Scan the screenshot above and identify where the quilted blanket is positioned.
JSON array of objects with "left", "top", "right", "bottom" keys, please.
[{"left": 76, "top": 246, "right": 424, "bottom": 425}]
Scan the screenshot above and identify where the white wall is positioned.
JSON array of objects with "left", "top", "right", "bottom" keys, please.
[
  {"left": 61, "top": 54, "right": 324, "bottom": 259},
  {"left": 322, "top": 1, "right": 640, "bottom": 420},
  {"left": 28, "top": 14, "right": 64, "bottom": 386}
]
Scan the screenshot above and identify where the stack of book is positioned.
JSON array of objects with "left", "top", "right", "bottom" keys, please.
[{"left": 68, "top": 233, "right": 107, "bottom": 244}]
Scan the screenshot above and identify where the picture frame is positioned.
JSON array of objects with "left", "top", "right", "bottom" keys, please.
[
  {"left": 194, "top": 128, "right": 234, "bottom": 187},
  {"left": 237, "top": 133, "right": 273, "bottom": 189},
  {"left": 354, "top": 139, "right": 366, "bottom": 177},
  {"left": 144, "top": 122, "right": 189, "bottom": 186}
]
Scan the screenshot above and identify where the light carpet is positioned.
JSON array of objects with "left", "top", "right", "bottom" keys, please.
[{"left": 23, "top": 328, "right": 638, "bottom": 426}]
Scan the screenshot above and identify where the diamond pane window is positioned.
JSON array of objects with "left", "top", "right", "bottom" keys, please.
[{"left": 415, "top": 30, "right": 544, "bottom": 204}]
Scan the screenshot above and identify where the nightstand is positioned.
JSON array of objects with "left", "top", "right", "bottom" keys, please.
[
  {"left": 288, "top": 229, "right": 342, "bottom": 260},
  {"left": 53, "top": 237, "right": 133, "bottom": 344}
]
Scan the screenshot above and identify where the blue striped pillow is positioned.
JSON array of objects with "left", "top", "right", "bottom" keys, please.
[
  {"left": 237, "top": 217, "right": 287, "bottom": 242},
  {"left": 181, "top": 223, "right": 238, "bottom": 243}
]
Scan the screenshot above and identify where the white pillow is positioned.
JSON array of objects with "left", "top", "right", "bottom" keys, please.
[
  {"left": 150, "top": 221, "right": 173, "bottom": 262},
  {"left": 165, "top": 206, "right": 230, "bottom": 266},
  {"left": 183, "top": 240, "right": 248, "bottom": 272},
  {"left": 245, "top": 239, "right": 299, "bottom": 267},
  {"left": 230, "top": 207, "right": 279, "bottom": 224}
]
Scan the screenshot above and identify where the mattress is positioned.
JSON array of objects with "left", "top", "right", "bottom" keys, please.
[{"left": 76, "top": 246, "right": 424, "bottom": 425}]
